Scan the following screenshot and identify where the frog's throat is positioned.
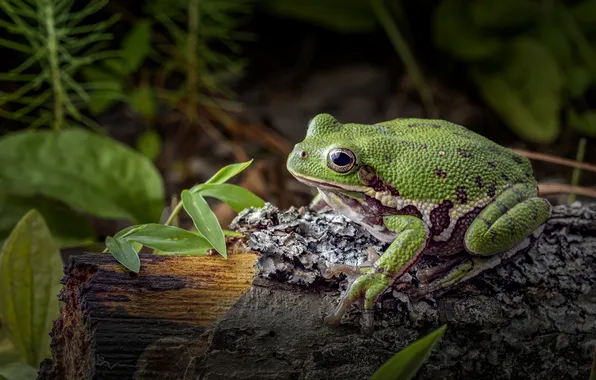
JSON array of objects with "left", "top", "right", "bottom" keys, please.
[{"left": 288, "top": 172, "right": 370, "bottom": 193}]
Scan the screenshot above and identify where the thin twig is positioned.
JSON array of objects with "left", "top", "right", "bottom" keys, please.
[
  {"left": 511, "top": 148, "right": 596, "bottom": 173},
  {"left": 538, "top": 183, "right": 596, "bottom": 199}
]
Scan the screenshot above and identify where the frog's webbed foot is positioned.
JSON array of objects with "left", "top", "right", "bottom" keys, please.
[
  {"left": 325, "top": 215, "right": 428, "bottom": 335},
  {"left": 324, "top": 272, "right": 390, "bottom": 335}
]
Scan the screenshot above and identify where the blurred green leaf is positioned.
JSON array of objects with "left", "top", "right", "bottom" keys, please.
[
  {"left": 181, "top": 190, "right": 227, "bottom": 258},
  {"left": 537, "top": 22, "right": 573, "bottom": 67},
  {"left": 195, "top": 184, "right": 265, "bottom": 213},
  {"left": 570, "top": 0, "right": 596, "bottom": 31},
  {"left": 81, "top": 67, "right": 123, "bottom": 115},
  {"left": 105, "top": 236, "right": 141, "bottom": 273},
  {"left": 135, "top": 129, "right": 162, "bottom": 161},
  {"left": 0, "top": 129, "right": 165, "bottom": 224},
  {"left": 129, "top": 85, "right": 157, "bottom": 121},
  {"left": 119, "top": 223, "right": 212, "bottom": 254},
  {"left": 0, "top": 362, "right": 37, "bottom": 380},
  {"left": 567, "top": 109, "right": 596, "bottom": 137},
  {"left": 0, "top": 337, "right": 22, "bottom": 366},
  {"left": 568, "top": 66, "right": 592, "bottom": 97},
  {"left": 0, "top": 210, "right": 62, "bottom": 368},
  {"left": 0, "top": 194, "right": 95, "bottom": 249},
  {"left": 472, "top": 38, "right": 563, "bottom": 143},
  {"left": 434, "top": 0, "right": 503, "bottom": 61},
  {"left": 470, "top": 0, "right": 538, "bottom": 29},
  {"left": 262, "top": 0, "right": 378, "bottom": 33},
  {"left": 103, "top": 59, "right": 128, "bottom": 76},
  {"left": 370, "top": 325, "right": 446, "bottom": 380},
  {"left": 121, "top": 20, "right": 152, "bottom": 73},
  {"left": 198, "top": 159, "right": 253, "bottom": 187}
]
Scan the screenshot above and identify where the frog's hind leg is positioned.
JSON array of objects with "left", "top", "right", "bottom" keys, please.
[
  {"left": 411, "top": 223, "right": 545, "bottom": 299},
  {"left": 465, "top": 183, "right": 551, "bottom": 256},
  {"left": 411, "top": 183, "right": 551, "bottom": 299}
]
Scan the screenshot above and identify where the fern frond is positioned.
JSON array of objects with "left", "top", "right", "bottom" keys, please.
[{"left": 0, "top": 0, "right": 116, "bottom": 130}]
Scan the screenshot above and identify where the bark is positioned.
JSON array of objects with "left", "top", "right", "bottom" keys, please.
[{"left": 39, "top": 203, "right": 596, "bottom": 380}]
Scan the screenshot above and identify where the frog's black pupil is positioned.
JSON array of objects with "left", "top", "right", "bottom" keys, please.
[{"left": 332, "top": 151, "right": 352, "bottom": 166}]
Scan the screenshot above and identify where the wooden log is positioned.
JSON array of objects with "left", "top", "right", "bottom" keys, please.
[
  {"left": 39, "top": 203, "right": 596, "bottom": 380},
  {"left": 37, "top": 250, "right": 258, "bottom": 380}
]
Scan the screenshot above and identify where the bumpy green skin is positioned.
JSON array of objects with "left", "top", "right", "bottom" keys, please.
[{"left": 287, "top": 113, "right": 552, "bottom": 333}]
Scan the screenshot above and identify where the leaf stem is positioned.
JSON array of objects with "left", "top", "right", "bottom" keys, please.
[
  {"left": 164, "top": 201, "right": 184, "bottom": 226},
  {"left": 567, "top": 137, "right": 587, "bottom": 204},
  {"left": 43, "top": 0, "right": 64, "bottom": 131},
  {"left": 370, "top": 0, "right": 435, "bottom": 116},
  {"left": 186, "top": 0, "right": 199, "bottom": 122}
]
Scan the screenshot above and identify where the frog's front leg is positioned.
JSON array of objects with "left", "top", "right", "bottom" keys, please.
[
  {"left": 413, "top": 183, "right": 551, "bottom": 298},
  {"left": 324, "top": 215, "right": 429, "bottom": 334}
]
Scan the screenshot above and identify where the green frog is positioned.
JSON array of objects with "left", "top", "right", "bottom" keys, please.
[{"left": 286, "top": 114, "right": 551, "bottom": 334}]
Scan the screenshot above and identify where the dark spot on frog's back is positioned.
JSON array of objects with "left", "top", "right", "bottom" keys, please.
[
  {"left": 512, "top": 155, "right": 523, "bottom": 164},
  {"left": 501, "top": 173, "right": 510, "bottom": 181},
  {"left": 456, "top": 186, "right": 468, "bottom": 204},
  {"left": 475, "top": 175, "right": 484, "bottom": 188},
  {"left": 429, "top": 200, "right": 453, "bottom": 236},
  {"left": 434, "top": 168, "right": 447, "bottom": 178},
  {"left": 488, "top": 162, "right": 497, "bottom": 169},
  {"left": 456, "top": 148, "right": 473, "bottom": 158},
  {"left": 487, "top": 183, "right": 496, "bottom": 197}
]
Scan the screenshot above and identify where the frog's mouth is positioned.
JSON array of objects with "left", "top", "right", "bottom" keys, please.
[{"left": 288, "top": 171, "right": 369, "bottom": 193}]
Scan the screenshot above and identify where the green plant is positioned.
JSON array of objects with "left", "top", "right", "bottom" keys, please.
[
  {"left": 371, "top": 325, "right": 446, "bottom": 380},
  {"left": 104, "top": 160, "right": 265, "bottom": 273},
  {"left": 0, "top": 0, "right": 119, "bottom": 130},
  {"left": 144, "top": 0, "right": 254, "bottom": 120},
  {"left": 0, "top": 127, "right": 165, "bottom": 248},
  {"left": 433, "top": 0, "right": 596, "bottom": 143},
  {"left": 0, "top": 210, "right": 63, "bottom": 379}
]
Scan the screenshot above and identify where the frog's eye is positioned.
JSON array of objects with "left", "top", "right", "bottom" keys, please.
[{"left": 327, "top": 148, "right": 356, "bottom": 173}]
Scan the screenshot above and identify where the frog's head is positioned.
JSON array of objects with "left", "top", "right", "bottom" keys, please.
[{"left": 287, "top": 114, "right": 369, "bottom": 192}]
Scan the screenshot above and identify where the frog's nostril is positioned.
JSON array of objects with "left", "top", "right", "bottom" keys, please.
[{"left": 299, "top": 150, "right": 308, "bottom": 158}]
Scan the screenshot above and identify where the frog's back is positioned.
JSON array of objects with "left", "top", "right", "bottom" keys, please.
[{"left": 348, "top": 118, "right": 536, "bottom": 206}]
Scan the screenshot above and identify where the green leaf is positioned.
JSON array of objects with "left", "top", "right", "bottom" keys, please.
[
  {"left": 567, "top": 109, "right": 596, "bottom": 138},
  {"left": 0, "top": 194, "right": 95, "bottom": 248},
  {"left": 0, "top": 362, "right": 37, "bottom": 380},
  {"left": 135, "top": 129, "right": 161, "bottom": 161},
  {"left": 120, "top": 223, "right": 212, "bottom": 253},
  {"left": 200, "top": 159, "right": 253, "bottom": 186},
  {"left": 81, "top": 67, "right": 123, "bottom": 115},
  {"left": 0, "top": 210, "right": 63, "bottom": 368},
  {"left": 568, "top": 66, "right": 592, "bottom": 98},
  {"left": 472, "top": 38, "right": 563, "bottom": 143},
  {"left": 570, "top": 0, "right": 596, "bottom": 32},
  {"left": 433, "top": 0, "right": 503, "bottom": 61},
  {"left": 194, "top": 184, "right": 265, "bottom": 213},
  {"left": 105, "top": 236, "right": 141, "bottom": 273},
  {"left": 121, "top": 20, "right": 152, "bottom": 73},
  {"left": 262, "top": 0, "right": 378, "bottom": 33},
  {"left": 0, "top": 129, "right": 165, "bottom": 224},
  {"left": 181, "top": 190, "right": 227, "bottom": 258},
  {"left": 371, "top": 325, "right": 446, "bottom": 380},
  {"left": 129, "top": 85, "right": 157, "bottom": 121},
  {"left": 470, "top": 0, "right": 538, "bottom": 29}
]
